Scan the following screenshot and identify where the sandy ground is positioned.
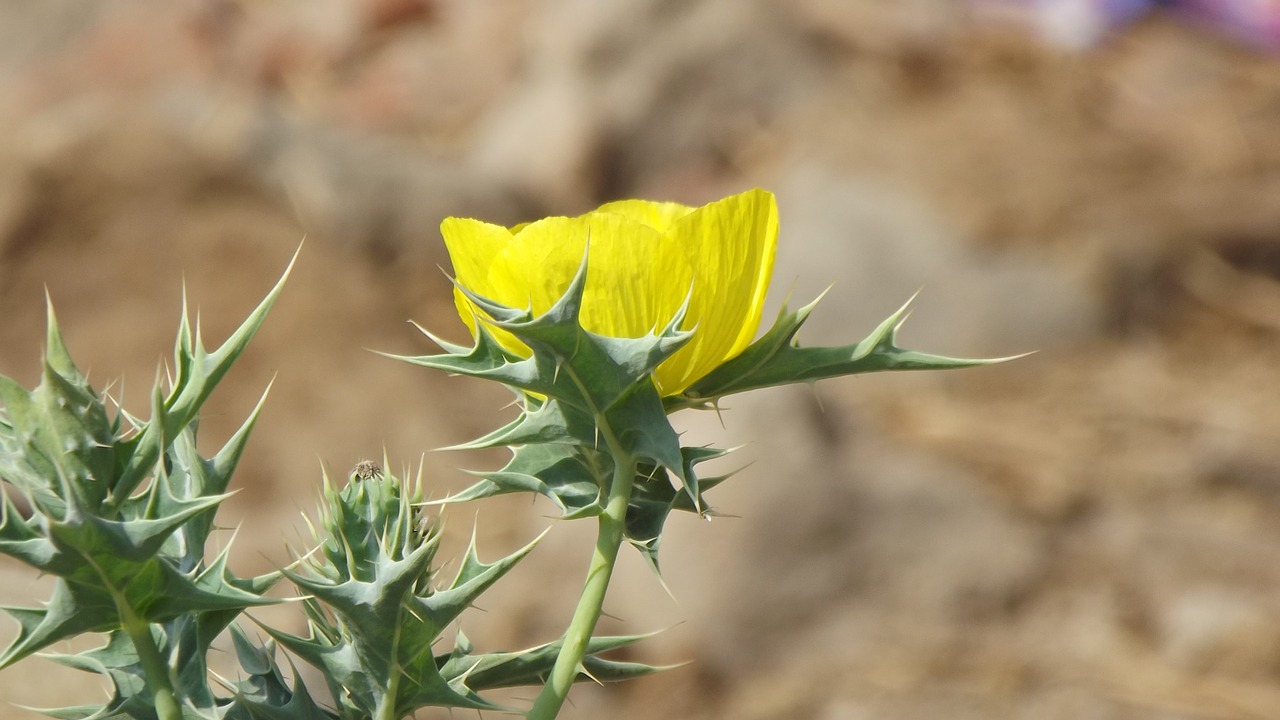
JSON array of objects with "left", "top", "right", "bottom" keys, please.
[{"left": 3, "top": 2, "right": 1280, "bottom": 718}]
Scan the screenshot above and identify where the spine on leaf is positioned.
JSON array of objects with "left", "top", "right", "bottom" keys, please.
[
  {"left": 0, "top": 261, "right": 295, "bottom": 719},
  {"left": 273, "top": 461, "right": 654, "bottom": 720}
]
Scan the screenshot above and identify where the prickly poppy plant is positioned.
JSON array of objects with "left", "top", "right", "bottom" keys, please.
[{"left": 0, "top": 190, "right": 1005, "bottom": 720}]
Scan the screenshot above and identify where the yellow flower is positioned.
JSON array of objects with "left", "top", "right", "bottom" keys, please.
[{"left": 441, "top": 188, "right": 778, "bottom": 396}]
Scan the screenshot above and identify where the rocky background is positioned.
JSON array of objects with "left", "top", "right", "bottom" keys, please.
[{"left": 3, "top": 1, "right": 1280, "bottom": 718}]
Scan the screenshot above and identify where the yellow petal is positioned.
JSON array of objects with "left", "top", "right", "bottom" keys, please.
[
  {"left": 578, "top": 211, "right": 692, "bottom": 341},
  {"left": 441, "top": 217, "right": 513, "bottom": 297},
  {"left": 489, "top": 216, "right": 590, "bottom": 315},
  {"left": 594, "top": 198, "right": 696, "bottom": 234},
  {"left": 653, "top": 188, "right": 778, "bottom": 394},
  {"left": 440, "top": 217, "right": 517, "bottom": 344}
]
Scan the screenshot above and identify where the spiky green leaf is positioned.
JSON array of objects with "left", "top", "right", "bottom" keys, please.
[
  {"left": 438, "top": 630, "right": 664, "bottom": 691},
  {"left": 673, "top": 294, "right": 1011, "bottom": 410},
  {"left": 110, "top": 247, "right": 297, "bottom": 507}
]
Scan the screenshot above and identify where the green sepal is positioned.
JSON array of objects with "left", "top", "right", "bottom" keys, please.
[
  {"left": 460, "top": 257, "right": 690, "bottom": 412},
  {"left": 673, "top": 293, "right": 1012, "bottom": 410},
  {"left": 405, "top": 256, "right": 702, "bottom": 519},
  {"left": 395, "top": 255, "right": 690, "bottom": 415}
]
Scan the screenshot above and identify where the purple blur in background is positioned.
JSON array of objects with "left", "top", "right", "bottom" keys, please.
[{"left": 970, "top": 0, "right": 1280, "bottom": 50}]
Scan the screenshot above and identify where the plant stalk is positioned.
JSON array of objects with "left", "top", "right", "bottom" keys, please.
[
  {"left": 121, "top": 612, "right": 181, "bottom": 720},
  {"left": 92, "top": 550, "right": 181, "bottom": 720},
  {"left": 375, "top": 699, "right": 399, "bottom": 720},
  {"left": 526, "top": 451, "right": 637, "bottom": 720},
  {"left": 375, "top": 619, "right": 404, "bottom": 720}
]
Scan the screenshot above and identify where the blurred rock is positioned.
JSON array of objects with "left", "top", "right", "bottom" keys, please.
[
  {"left": 1158, "top": 587, "right": 1280, "bottom": 676},
  {"left": 785, "top": 0, "right": 966, "bottom": 53},
  {"left": 774, "top": 167, "right": 1102, "bottom": 354}
]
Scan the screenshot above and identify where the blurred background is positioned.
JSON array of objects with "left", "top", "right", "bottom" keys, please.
[{"left": 2, "top": 1, "right": 1280, "bottom": 718}]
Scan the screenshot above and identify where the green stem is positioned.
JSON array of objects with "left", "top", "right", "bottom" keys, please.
[
  {"left": 526, "top": 450, "right": 636, "bottom": 720},
  {"left": 84, "top": 548, "right": 181, "bottom": 720},
  {"left": 375, "top": 698, "right": 399, "bottom": 720},
  {"left": 120, "top": 611, "right": 181, "bottom": 720},
  {"left": 375, "top": 618, "right": 404, "bottom": 720}
]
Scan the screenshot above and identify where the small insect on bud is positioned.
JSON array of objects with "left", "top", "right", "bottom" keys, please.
[{"left": 350, "top": 459, "right": 383, "bottom": 481}]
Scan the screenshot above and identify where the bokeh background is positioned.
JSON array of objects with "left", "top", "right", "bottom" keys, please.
[{"left": 3, "top": 1, "right": 1280, "bottom": 718}]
